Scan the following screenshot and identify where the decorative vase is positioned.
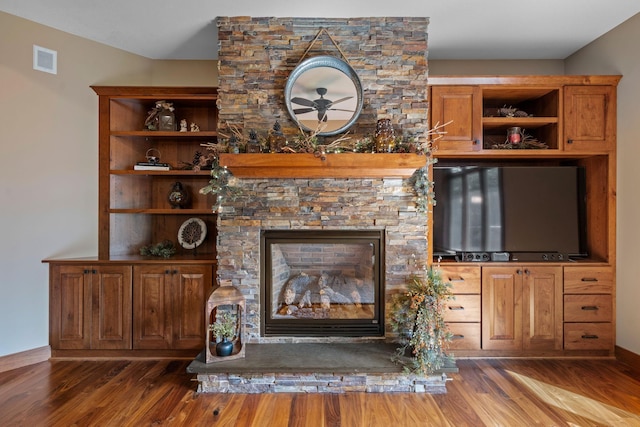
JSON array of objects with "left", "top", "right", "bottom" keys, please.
[
  {"left": 216, "top": 338, "right": 234, "bottom": 357},
  {"left": 168, "top": 181, "right": 190, "bottom": 209},
  {"left": 375, "top": 118, "right": 396, "bottom": 153}
]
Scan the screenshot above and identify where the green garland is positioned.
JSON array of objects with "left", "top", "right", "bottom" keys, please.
[
  {"left": 139, "top": 240, "right": 177, "bottom": 258},
  {"left": 389, "top": 267, "right": 454, "bottom": 375},
  {"left": 199, "top": 157, "right": 243, "bottom": 212}
]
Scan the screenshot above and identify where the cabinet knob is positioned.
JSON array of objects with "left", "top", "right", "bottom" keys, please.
[
  {"left": 581, "top": 334, "right": 599, "bottom": 339},
  {"left": 448, "top": 305, "right": 465, "bottom": 311},
  {"left": 165, "top": 270, "right": 171, "bottom": 275},
  {"left": 581, "top": 305, "right": 599, "bottom": 311},
  {"left": 581, "top": 277, "right": 598, "bottom": 282},
  {"left": 567, "top": 139, "right": 574, "bottom": 144},
  {"left": 452, "top": 334, "right": 465, "bottom": 340}
]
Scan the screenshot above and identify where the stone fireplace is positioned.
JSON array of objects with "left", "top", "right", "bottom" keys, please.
[
  {"left": 214, "top": 17, "right": 430, "bottom": 343},
  {"left": 216, "top": 176, "right": 427, "bottom": 343}
]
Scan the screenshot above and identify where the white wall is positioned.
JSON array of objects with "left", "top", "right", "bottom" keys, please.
[{"left": 565, "top": 12, "right": 640, "bottom": 355}]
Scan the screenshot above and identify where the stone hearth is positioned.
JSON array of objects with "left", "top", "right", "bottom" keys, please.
[{"left": 187, "top": 343, "right": 455, "bottom": 393}]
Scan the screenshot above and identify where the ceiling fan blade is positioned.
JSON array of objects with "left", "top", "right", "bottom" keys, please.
[
  {"left": 291, "top": 97, "right": 316, "bottom": 107},
  {"left": 329, "top": 108, "right": 355, "bottom": 112},
  {"left": 327, "top": 96, "right": 353, "bottom": 106},
  {"left": 294, "top": 107, "right": 316, "bottom": 114}
]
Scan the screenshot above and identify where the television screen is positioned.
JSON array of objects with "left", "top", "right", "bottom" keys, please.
[{"left": 432, "top": 165, "right": 587, "bottom": 260}]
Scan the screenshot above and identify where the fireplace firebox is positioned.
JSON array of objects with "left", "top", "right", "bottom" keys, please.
[{"left": 261, "top": 230, "right": 385, "bottom": 337}]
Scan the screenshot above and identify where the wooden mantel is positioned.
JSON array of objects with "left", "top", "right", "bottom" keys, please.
[{"left": 218, "top": 153, "right": 427, "bottom": 179}]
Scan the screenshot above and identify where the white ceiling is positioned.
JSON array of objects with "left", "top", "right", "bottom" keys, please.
[{"left": 1, "top": 0, "right": 639, "bottom": 60}]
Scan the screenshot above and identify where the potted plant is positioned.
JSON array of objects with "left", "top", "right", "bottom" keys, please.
[
  {"left": 209, "top": 311, "right": 237, "bottom": 357},
  {"left": 389, "top": 266, "right": 454, "bottom": 375}
]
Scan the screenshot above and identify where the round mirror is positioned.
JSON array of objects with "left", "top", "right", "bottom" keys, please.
[{"left": 285, "top": 55, "right": 363, "bottom": 136}]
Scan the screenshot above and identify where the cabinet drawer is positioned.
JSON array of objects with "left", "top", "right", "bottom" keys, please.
[
  {"left": 564, "top": 267, "right": 613, "bottom": 294},
  {"left": 446, "top": 322, "right": 481, "bottom": 350},
  {"left": 444, "top": 295, "right": 481, "bottom": 322},
  {"left": 437, "top": 265, "right": 481, "bottom": 294},
  {"left": 564, "top": 323, "right": 613, "bottom": 350},
  {"left": 564, "top": 295, "right": 612, "bottom": 322}
]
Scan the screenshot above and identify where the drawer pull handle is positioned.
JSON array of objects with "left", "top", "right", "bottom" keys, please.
[
  {"left": 452, "top": 334, "right": 465, "bottom": 340},
  {"left": 448, "top": 276, "right": 465, "bottom": 282},
  {"left": 581, "top": 306, "right": 599, "bottom": 311},
  {"left": 581, "top": 334, "right": 599, "bottom": 340},
  {"left": 448, "top": 306, "right": 465, "bottom": 311},
  {"left": 581, "top": 277, "right": 598, "bottom": 282}
]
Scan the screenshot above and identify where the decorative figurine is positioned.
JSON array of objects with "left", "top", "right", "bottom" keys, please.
[
  {"left": 190, "top": 122, "right": 200, "bottom": 132},
  {"left": 246, "top": 129, "right": 262, "bottom": 153},
  {"left": 179, "top": 119, "right": 188, "bottom": 132},
  {"left": 268, "top": 121, "right": 286, "bottom": 153}
]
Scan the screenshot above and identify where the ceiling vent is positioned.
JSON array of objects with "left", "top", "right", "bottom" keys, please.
[{"left": 33, "top": 45, "right": 57, "bottom": 74}]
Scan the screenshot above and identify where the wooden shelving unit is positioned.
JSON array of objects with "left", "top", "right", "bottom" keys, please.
[
  {"left": 46, "top": 87, "right": 219, "bottom": 357},
  {"left": 428, "top": 75, "right": 620, "bottom": 357}
]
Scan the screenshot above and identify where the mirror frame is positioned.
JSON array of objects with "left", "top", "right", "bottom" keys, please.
[{"left": 284, "top": 55, "right": 364, "bottom": 137}]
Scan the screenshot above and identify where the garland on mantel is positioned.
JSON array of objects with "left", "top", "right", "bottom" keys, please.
[{"left": 198, "top": 122, "right": 447, "bottom": 213}]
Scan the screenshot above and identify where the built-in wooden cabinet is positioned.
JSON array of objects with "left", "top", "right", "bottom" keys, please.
[
  {"left": 49, "top": 264, "right": 132, "bottom": 350},
  {"left": 564, "top": 85, "right": 617, "bottom": 152},
  {"left": 47, "top": 87, "right": 218, "bottom": 357},
  {"left": 48, "top": 261, "right": 211, "bottom": 356},
  {"left": 430, "top": 85, "right": 482, "bottom": 152},
  {"left": 133, "top": 264, "right": 211, "bottom": 350},
  {"left": 430, "top": 75, "right": 619, "bottom": 357},
  {"left": 440, "top": 265, "right": 481, "bottom": 350},
  {"left": 563, "top": 266, "right": 614, "bottom": 350},
  {"left": 481, "top": 266, "right": 562, "bottom": 352}
]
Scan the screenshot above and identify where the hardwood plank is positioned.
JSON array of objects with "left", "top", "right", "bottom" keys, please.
[{"left": 1, "top": 358, "right": 640, "bottom": 425}]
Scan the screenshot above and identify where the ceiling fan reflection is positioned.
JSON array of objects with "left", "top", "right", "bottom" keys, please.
[{"left": 291, "top": 88, "right": 354, "bottom": 122}]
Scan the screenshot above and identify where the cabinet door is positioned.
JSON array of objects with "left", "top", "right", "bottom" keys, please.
[
  {"left": 133, "top": 265, "right": 173, "bottom": 349},
  {"left": 522, "top": 266, "right": 562, "bottom": 350},
  {"left": 90, "top": 265, "right": 132, "bottom": 349},
  {"left": 564, "top": 85, "right": 616, "bottom": 152},
  {"left": 172, "top": 265, "right": 211, "bottom": 350},
  {"left": 430, "top": 86, "right": 482, "bottom": 152},
  {"left": 50, "top": 265, "right": 91, "bottom": 349},
  {"left": 482, "top": 267, "right": 522, "bottom": 350}
]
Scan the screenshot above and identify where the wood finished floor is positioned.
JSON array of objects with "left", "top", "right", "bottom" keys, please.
[{"left": 1, "top": 358, "right": 640, "bottom": 426}]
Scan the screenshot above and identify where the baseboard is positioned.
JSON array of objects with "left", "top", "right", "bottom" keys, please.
[
  {"left": 615, "top": 345, "right": 640, "bottom": 369},
  {"left": 0, "top": 346, "right": 51, "bottom": 373}
]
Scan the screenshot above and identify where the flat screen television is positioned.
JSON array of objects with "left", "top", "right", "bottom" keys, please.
[{"left": 432, "top": 165, "right": 587, "bottom": 261}]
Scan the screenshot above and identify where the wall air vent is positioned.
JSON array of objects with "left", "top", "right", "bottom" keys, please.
[{"left": 33, "top": 45, "right": 57, "bottom": 74}]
